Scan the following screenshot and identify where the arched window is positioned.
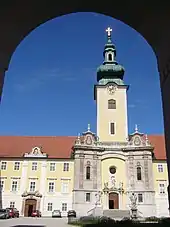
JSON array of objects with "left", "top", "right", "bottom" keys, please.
[
  {"left": 86, "top": 166, "right": 90, "bottom": 180},
  {"left": 108, "top": 53, "right": 113, "bottom": 61},
  {"left": 108, "top": 99, "right": 116, "bottom": 109},
  {"left": 137, "top": 167, "right": 142, "bottom": 180}
]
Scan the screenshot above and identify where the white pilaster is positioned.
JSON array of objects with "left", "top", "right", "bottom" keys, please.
[
  {"left": 40, "top": 160, "right": 47, "bottom": 212},
  {"left": 20, "top": 160, "right": 28, "bottom": 194}
]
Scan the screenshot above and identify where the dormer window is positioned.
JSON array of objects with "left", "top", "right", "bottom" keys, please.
[{"left": 108, "top": 53, "right": 113, "bottom": 61}]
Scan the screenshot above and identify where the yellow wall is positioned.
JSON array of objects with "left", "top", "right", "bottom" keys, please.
[
  {"left": 0, "top": 160, "right": 23, "bottom": 191},
  {"left": 101, "top": 158, "right": 127, "bottom": 208},
  {"left": 96, "top": 86, "right": 128, "bottom": 142},
  {"left": 152, "top": 161, "right": 169, "bottom": 194},
  {"left": 46, "top": 161, "right": 74, "bottom": 193},
  {"left": 0, "top": 159, "right": 74, "bottom": 193}
]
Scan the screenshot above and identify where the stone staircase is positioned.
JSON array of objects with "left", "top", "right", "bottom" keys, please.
[{"left": 103, "top": 209, "right": 130, "bottom": 220}]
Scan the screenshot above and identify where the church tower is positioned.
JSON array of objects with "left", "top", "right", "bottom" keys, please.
[{"left": 94, "top": 27, "right": 129, "bottom": 142}]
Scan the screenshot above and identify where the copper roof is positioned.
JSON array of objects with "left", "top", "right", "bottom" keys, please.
[{"left": 0, "top": 135, "right": 166, "bottom": 160}]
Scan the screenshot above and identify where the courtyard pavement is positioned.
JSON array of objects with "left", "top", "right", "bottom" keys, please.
[{"left": 0, "top": 217, "right": 71, "bottom": 227}]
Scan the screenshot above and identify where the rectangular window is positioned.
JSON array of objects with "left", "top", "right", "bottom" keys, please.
[
  {"left": 1, "top": 162, "right": 7, "bottom": 170},
  {"left": 108, "top": 99, "right": 116, "bottom": 109},
  {"left": 50, "top": 163, "right": 56, "bottom": 171},
  {"left": 159, "top": 183, "right": 165, "bottom": 194},
  {"left": 138, "top": 194, "right": 143, "bottom": 203},
  {"left": 110, "top": 122, "right": 115, "bottom": 135},
  {"left": 11, "top": 181, "right": 18, "bottom": 192},
  {"left": 30, "top": 182, "right": 36, "bottom": 192},
  {"left": 86, "top": 193, "right": 91, "bottom": 202},
  {"left": 158, "top": 164, "right": 163, "bottom": 173},
  {"left": 14, "top": 162, "right": 20, "bottom": 170},
  {"left": 63, "top": 163, "right": 69, "bottom": 171},
  {"left": 48, "top": 182, "right": 54, "bottom": 193},
  {"left": 86, "top": 166, "right": 91, "bottom": 180},
  {"left": 62, "top": 203, "right": 67, "bottom": 211},
  {"left": 10, "top": 201, "right": 15, "bottom": 208},
  {"left": 32, "top": 162, "right": 37, "bottom": 171},
  {"left": 61, "top": 182, "right": 69, "bottom": 193},
  {"left": 0, "top": 180, "right": 4, "bottom": 192},
  {"left": 47, "top": 202, "right": 53, "bottom": 211}
]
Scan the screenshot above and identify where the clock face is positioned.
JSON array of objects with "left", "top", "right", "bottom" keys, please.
[
  {"left": 134, "top": 136, "right": 141, "bottom": 146},
  {"left": 107, "top": 85, "right": 116, "bottom": 95}
]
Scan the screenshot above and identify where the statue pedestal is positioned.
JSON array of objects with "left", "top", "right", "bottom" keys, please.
[
  {"left": 131, "top": 208, "right": 138, "bottom": 220},
  {"left": 93, "top": 205, "right": 103, "bottom": 217}
]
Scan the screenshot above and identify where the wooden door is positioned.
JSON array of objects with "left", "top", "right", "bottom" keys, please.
[
  {"left": 109, "top": 192, "right": 119, "bottom": 209},
  {"left": 24, "top": 199, "right": 37, "bottom": 217}
]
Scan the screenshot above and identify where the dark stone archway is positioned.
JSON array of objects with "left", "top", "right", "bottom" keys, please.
[{"left": 0, "top": 1, "right": 170, "bottom": 209}]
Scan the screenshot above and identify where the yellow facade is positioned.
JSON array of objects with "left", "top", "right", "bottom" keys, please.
[
  {"left": 0, "top": 159, "right": 74, "bottom": 194},
  {"left": 153, "top": 161, "right": 169, "bottom": 194},
  {"left": 101, "top": 157, "right": 127, "bottom": 209},
  {"left": 96, "top": 86, "right": 128, "bottom": 142}
]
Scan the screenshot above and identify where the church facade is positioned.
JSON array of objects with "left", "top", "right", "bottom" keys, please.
[{"left": 0, "top": 28, "right": 169, "bottom": 218}]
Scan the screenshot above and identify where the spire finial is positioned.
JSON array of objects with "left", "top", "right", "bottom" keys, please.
[
  {"left": 145, "top": 134, "right": 149, "bottom": 145},
  {"left": 106, "top": 27, "right": 112, "bottom": 38},
  {"left": 87, "top": 123, "right": 91, "bottom": 132},
  {"left": 135, "top": 124, "right": 138, "bottom": 133}
]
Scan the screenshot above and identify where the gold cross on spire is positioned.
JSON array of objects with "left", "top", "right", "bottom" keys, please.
[{"left": 106, "top": 27, "right": 112, "bottom": 37}]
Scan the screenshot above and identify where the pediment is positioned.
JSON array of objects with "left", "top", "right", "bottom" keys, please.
[
  {"left": 22, "top": 190, "right": 42, "bottom": 198},
  {"left": 23, "top": 146, "right": 47, "bottom": 158},
  {"left": 74, "top": 124, "right": 97, "bottom": 146},
  {"left": 128, "top": 134, "right": 151, "bottom": 147}
]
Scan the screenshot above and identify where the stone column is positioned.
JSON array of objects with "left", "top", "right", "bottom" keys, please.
[
  {"left": 39, "top": 161, "right": 47, "bottom": 213},
  {"left": 20, "top": 160, "right": 28, "bottom": 215},
  {"left": 103, "top": 190, "right": 109, "bottom": 210},
  {"left": 21, "top": 199, "right": 25, "bottom": 216},
  {"left": 119, "top": 192, "right": 123, "bottom": 209},
  {"left": 20, "top": 161, "right": 28, "bottom": 193}
]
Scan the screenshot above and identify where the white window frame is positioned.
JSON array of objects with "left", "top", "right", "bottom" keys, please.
[
  {"left": 159, "top": 183, "right": 165, "bottom": 194},
  {"left": 30, "top": 181, "right": 36, "bottom": 192},
  {"left": 14, "top": 162, "right": 20, "bottom": 171},
  {"left": 158, "top": 164, "right": 163, "bottom": 173},
  {"left": 62, "top": 203, "right": 67, "bottom": 211},
  {"left": 48, "top": 182, "right": 55, "bottom": 193},
  {"left": 11, "top": 180, "right": 18, "bottom": 192},
  {"left": 32, "top": 162, "right": 37, "bottom": 171},
  {"left": 109, "top": 121, "right": 116, "bottom": 136},
  {"left": 138, "top": 193, "right": 143, "bottom": 203},
  {"left": 85, "top": 192, "right": 91, "bottom": 202},
  {"left": 47, "top": 202, "right": 53, "bottom": 211},
  {"left": 10, "top": 201, "right": 15, "bottom": 208},
  {"left": 61, "top": 181, "right": 69, "bottom": 193},
  {"left": 50, "top": 163, "right": 56, "bottom": 171},
  {"left": 0, "top": 180, "right": 4, "bottom": 192},
  {"left": 63, "top": 163, "right": 69, "bottom": 171},
  {"left": 1, "top": 161, "right": 7, "bottom": 170}
]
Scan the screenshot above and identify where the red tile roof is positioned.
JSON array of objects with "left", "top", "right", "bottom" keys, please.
[
  {"left": 0, "top": 135, "right": 167, "bottom": 160},
  {"left": 148, "top": 135, "right": 166, "bottom": 160},
  {"left": 0, "top": 136, "right": 76, "bottom": 159}
]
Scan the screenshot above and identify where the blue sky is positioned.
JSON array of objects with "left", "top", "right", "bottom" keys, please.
[{"left": 0, "top": 12, "right": 164, "bottom": 136}]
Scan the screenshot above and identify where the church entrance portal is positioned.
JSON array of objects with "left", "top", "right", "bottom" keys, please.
[
  {"left": 109, "top": 192, "right": 119, "bottom": 209},
  {"left": 24, "top": 199, "right": 37, "bottom": 217}
]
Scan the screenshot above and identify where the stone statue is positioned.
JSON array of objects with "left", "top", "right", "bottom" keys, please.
[
  {"left": 104, "top": 182, "right": 109, "bottom": 189},
  {"left": 130, "top": 193, "right": 137, "bottom": 209},
  {"left": 95, "top": 191, "right": 102, "bottom": 206},
  {"left": 111, "top": 176, "right": 116, "bottom": 187},
  {"left": 119, "top": 181, "right": 123, "bottom": 189}
]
